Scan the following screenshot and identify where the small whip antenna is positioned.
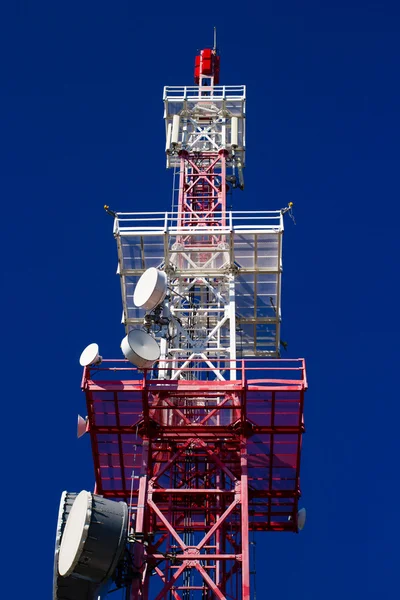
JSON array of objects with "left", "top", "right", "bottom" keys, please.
[{"left": 213, "top": 26, "right": 217, "bottom": 52}]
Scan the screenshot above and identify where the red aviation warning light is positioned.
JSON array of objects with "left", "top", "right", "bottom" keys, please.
[
  {"left": 53, "top": 34, "right": 307, "bottom": 600},
  {"left": 194, "top": 28, "right": 221, "bottom": 85},
  {"left": 194, "top": 48, "right": 220, "bottom": 84}
]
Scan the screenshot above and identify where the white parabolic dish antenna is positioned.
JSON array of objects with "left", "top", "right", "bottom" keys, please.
[
  {"left": 297, "top": 507, "right": 306, "bottom": 530},
  {"left": 79, "top": 343, "right": 102, "bottom": 367},
  {"left": 58, "top": 491, "right": 92, "bottom": 577},
  {"left": 121, "top": 329, "right": 160, "bottom": 369},
  {"left": 133, "top": 267, "right": 168, "bottom": 310},
  {"left": 77, "top": 415, "right": 87, "bottom": 439},
  {"left": 58, "top": 490, "right": 128, "bottom": 585}
]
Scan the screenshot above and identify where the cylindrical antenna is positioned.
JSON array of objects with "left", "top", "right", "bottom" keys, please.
[
  {"left": 171, "top": 115, "right": 180, "bottom": 146},
  {"left": 231, "top": 116, "right": 239, "bottom": 148},
  {"left": 213, "top": 26, "right": 217, "bottom": 52}
]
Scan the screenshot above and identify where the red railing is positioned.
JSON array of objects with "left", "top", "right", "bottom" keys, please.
[{"left": 82, "top": 358, "right": 307, "bottom": 390}]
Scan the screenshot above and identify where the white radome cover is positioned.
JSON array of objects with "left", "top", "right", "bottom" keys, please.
[
  {"left": 297, "top": 507, "right": 306, "bottom": 530},
  {"left": 133, "top": 268, "right": 167, "bottom": 310},
  {"left": 79, "top": 343, "right": 101, "bottom": 367},
  {"left": 121, "top": 329, "right": 160, "bottom": 369},
  {"left": 58, "top": 491, "right": 92, "bottom": 577}
]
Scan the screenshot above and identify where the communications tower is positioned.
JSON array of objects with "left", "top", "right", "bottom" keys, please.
[{"left": 53, "top": 36, "right": 307, "bottom": 600}]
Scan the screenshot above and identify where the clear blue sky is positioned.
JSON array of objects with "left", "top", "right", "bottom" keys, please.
[{"left": 2, "top": 1, "right": 399, "bottom": 598}]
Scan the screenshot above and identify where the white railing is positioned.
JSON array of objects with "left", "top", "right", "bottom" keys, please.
[
  {"left": 164, "top": 85, "right": 246, "bottom": 100},
  {"left": 114, "top": 211, "right": 283, "bottom": 235}
]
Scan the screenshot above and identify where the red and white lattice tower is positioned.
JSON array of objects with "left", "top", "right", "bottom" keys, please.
[{"left": 75, "top": 42, "right": 306, "bottom": 600}]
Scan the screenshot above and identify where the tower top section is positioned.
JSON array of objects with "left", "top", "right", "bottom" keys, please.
[{"left": 164, "top": 45, "right": 246, "bottom": 178}]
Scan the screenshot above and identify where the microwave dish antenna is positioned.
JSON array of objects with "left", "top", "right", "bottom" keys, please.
[
  {"left": 168, "top": 318, "right": 178, "bottom": 339},
  {"left": 121, "top": 329, "right": 160, "bottom": 369},
  {"left": 297, "top": 507, "right": 307, "bottom": 531},
  {"left": 58, "top": 490, "right": 128, "bottom": 583},
  {"left": 77, "top": 415, "right": 88, "bottom": 438},
  {"left": 79, "top": 343, "right": 102, "bottom": 367},
  {"left": 53, "top": 491, "right": 98, "bottom": 600},
  {"left": 133, "top": 267, "right": 168, "bottom": 310}
]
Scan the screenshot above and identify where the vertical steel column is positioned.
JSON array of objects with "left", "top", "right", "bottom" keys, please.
[
  {"left": 228, "top": 275, "right": 237, "bottom": 380},
  {"left": 130, "top": 437, "right": 150, "bottom": 600},
  {"left": 240, "top": 438, "right": 250, "bottom": 600}
]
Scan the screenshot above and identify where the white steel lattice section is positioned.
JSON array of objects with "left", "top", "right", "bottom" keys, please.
[
  {"left": 114, "top": 211, "right": 283, "bottom": 361},
  {"left": 164, "top": 85, "right": 245, "bottom": 173}
]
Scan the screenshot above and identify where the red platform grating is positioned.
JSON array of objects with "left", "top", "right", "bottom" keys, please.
[
  {"left": 83, "top": 359, "right": 306, "bottom": 533},
  {"left": 82, "top": 359, "right": 306, "bottom": 599}
]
